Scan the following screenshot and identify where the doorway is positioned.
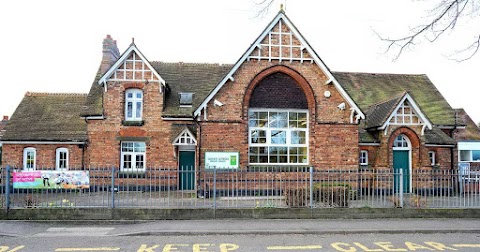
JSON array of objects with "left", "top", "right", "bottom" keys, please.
[
  {"left": 392, "top": 134, "right": 411, "bottom": 193},
  {"left": 179, "top": 151, "right": 195, "bottom": 190}
]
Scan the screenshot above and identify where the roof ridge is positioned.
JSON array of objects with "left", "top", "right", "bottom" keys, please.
[
  {"left": 26, "top": 92, "right": 88, "bottom": 97},
  {"left": 151, "top": 61, "right": 233, "bottom": 66},
  {"left": 333, "top": 71, "right": 427, "bottom": 76},
  {"left": 368, "top": 91, "right": 406, "bottom": 108}
]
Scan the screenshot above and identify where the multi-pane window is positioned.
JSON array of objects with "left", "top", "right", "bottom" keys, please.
[
  {"left": 125, "top": 89, "right": 143, "bottom": 121},
  {"left": 56, "top": 148, "right": 69, "bottom": 170},
  {"left": 360, "top": 150, "right": 368, "bottom": 165},
  {"left": 23, "top": 147, "right": 36, "bottom": 171},
  {"left": 248, "top": 110, "right": 308, "bottom": 164},
  {"left": 389, "top": 101, "right": 422, "bottom": 125},
  {"left": 393, "top": 135, "right": 409, "bottom": 148},
  {"left": 121, "top": 142, "right": 146, "bottom": 171},
  {"left": 428, "top": 151, "right": 436, "bottom": 166}
]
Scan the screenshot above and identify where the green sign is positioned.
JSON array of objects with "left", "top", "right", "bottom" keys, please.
[{"left": 205, "top": 152, "right": 239, "bottom": 169}]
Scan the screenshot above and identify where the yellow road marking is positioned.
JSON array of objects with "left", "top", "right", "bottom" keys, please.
[
  {"left": 55, "top": 248, "right": 120, "bottom": 251},
  {"left": 452, "top": 244, "right": 480, "bottom": 248},
  {"left": 267, "top": 245, "right": 322, "bottom": 250}
]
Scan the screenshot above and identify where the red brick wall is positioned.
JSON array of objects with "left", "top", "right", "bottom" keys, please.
[
  {"left": 85, "top": 80, "right": 183, "bottom": 169},
  {"left": 198, "top": 61, "right": 359, "bottom": 170},
  {"left": 2, "top": 144, "right": 83, "bottom": 169}
]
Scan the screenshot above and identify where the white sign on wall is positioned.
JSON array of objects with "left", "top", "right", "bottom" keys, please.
[{"left": 205, "top": 152, "right": 239, "bottom": 169}]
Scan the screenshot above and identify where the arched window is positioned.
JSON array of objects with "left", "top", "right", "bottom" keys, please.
[
  {"left": 23, "top": 147, "right": 36, "bottom": 171},
  {"left": 393, "top": 135, "right": 410, "bottom": 148},
  {"left": 248, "top": 73, "right": 309, "bottom": 165},
  {"left": 56, "top": 148, "right": 69, "bottom": 170},
  {"left": 125, "top": 89, "right": 143, "bottom": 121}
]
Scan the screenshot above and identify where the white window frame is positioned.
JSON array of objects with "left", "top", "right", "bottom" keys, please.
[
  {"left": 125, "top": 89, "right": 143, "bottom": 121},
  {"left": 248, "top": 109, "right": 309, "bottom": 165},
  {"left": 428, "top": 151, "right": 436, "bottom": 166},
  {"left": 459, "top": 150, "right": 480, "bottom": 162},
  {"left": 360, "top": 150, "right": 368, "bottom": 165},
  {"left": 23, "top": 147, "right": 36, "bottom": 171},
  {"left": 56, "top": 148, "right": 69, "bottom": 170},
  {"left": 121, "top": 141, "right": 146, "bottom": 172}
]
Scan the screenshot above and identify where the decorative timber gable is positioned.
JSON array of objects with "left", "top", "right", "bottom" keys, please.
[
  {"left": 98, "top": 42, "right": 165, "bottom": 92},
  {"left": 194, "top": 10, "right": 365, "bottom": 123}
]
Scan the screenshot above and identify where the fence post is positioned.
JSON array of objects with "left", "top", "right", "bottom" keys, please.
[
  {"left": 213, "top": 166, "right": 217, "bottom": 214},
  {"left": 111, "top": 167, "right": 115, "bottom": 209},
  {"left": 399, "top": 169, "right": 404, "bottom": 208},
  {"left": 5, "top": 165, "right": 11, "bottom": 212},
  {"left": 309, "top": 166, "right": 313, "bottom": 209}
]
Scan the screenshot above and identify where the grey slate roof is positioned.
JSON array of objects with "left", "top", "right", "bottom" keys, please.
[
  {"left": 81, "top": 68, "right": 103, "bottom": 117},
  {"left": 151, "top": 62, "right": 232, "bottom": 118},
  {"left": 333, "top": 72, "right": 456, "bottom": 126},
  {"left": 424, "top": 127, "right": 456, "bottom": 145},
  {"left": 2, "top": 93, "right": 87, "bottom": 142},
  {"left": 365, "top": 92, "right": 405, "bottom": 129},
  {"left": 454, "top": 108, "right": 480, "bottom": 141}
]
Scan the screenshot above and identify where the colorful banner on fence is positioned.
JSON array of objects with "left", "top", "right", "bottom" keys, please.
[{"left": 13, "top": 170, "right": 90, "bottom": 189}]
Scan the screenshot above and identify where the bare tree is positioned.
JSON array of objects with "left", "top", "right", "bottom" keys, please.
[
  {"left": 379, "top": 0, "right": 480, "bottom": 61},
  {"left": 254, "top": 0, "right": 285, "bottom": 18}
]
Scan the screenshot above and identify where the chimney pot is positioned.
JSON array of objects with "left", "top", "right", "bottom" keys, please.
[{"left": 2, "top": 116, "right": 8, "bottom": 121}]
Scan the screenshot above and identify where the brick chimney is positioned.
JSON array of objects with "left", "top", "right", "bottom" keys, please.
[{"left": 100, "top": 35, "right": 120, "bottom": 74}]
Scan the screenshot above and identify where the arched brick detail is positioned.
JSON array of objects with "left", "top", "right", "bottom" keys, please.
[
  {"left": 388, "top": 127, "right": 420, "bottom": 149},
  {"left": 387, "top": 127, "right": 421, "bottom": 169},
  {"left": 242, "top": 65, "right": 316, "bottom": 119},
  {"left": 123, "top": 83, "right": 145, "bottom": 90}
]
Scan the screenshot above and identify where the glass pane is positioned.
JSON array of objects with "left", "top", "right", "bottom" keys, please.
[
  {"left": 136, "top": 155, "right": 144, "bottom": 168},
  {"left": 298, "top": 113, "right": 307, "bottom": 128},
  {"left": 271, "top": 130, "right": 286, "bottom": 144},
  {"left": 136, "top": 102, "right": 142, "bottom": 118},
  {"left": 127, "top": 102, "right": 133, "bottom": 118},
  {"left": 291, "top": 131, "right": 306, "bottom": 144},
  {"left": 460, "top": 150, "right": 470, "bottom": 161},
  {"left": 136, "top": 92, "right": 142, "bottom": 99},
  {"left": 289, "top": 112, "right": 298, "bottom": 128},
  {"left": 123, "top": 154, "right": 132, "bottom": 168},
  {"left": 134, "top": 142, "right": 146, "bottom": 152},
  {"left": 472, "top": 150, "right": 480, "bottom": 161},
  {"left": 127, "top": 93, "right": 133, "bottom": 98},
  {"left": 248, "top": 111, "right": 257, "bottom": 127},
  {"left": 250, "top": 130, "right": 267, "bottom": 144},
  {"left": 269, "top": 112, "right": 287, "bottom": 128}
]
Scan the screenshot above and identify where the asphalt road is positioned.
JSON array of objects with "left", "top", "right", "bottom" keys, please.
[
  {"left": 1, "top": 219, "right": 480, "bottom": 252},
  {"left": 2, "top": 233, "right": 480, "bottom": 252}
]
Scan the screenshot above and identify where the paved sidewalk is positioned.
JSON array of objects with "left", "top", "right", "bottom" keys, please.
[{"left": 1, "top": 219, "right": 480, "bottom": 237}]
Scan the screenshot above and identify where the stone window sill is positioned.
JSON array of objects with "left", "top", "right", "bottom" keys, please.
[{"left": 122, "top": 120, "right": 144, "bottom": 126}]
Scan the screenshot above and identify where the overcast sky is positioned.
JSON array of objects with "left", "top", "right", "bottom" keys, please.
[{"left": 1, "top": 0, "right": 479, "bottom": 124}]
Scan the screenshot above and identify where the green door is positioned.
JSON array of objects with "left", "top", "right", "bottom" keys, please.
[
  {"left": 393, "top": 150, "right": 410, "bottom": 193},
  {"left": 179, "top": 151, "right": 195, "bottom": 190}
]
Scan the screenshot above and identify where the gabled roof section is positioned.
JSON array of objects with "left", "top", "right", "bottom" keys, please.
[
  {"left": 194, "top": 10, "right": 364, "bottom": 121},
  {"left": 172, "top": 127, "right": 197, "bottom": 145},
  {"left": 365, "top": 92, "right": 404, "bottom": 129},
  {"left": 2, "top": 92, "right": 87, "bottom": 142},
  {"left": 379, "top": 92, "right": 433, "bottom": 131},
  {"left": 98, "top": 43, "right": 165, "bottom": 88},
  {"left": 334, "top": 72, "right": 456, "bottom": 126}
]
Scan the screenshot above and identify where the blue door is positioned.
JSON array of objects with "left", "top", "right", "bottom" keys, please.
[
  {"left": 179, "top": 151, "right": 195, "bottom": 190},
  {"left": 393, "top": 150, "right": 410, "bottom": 193}
]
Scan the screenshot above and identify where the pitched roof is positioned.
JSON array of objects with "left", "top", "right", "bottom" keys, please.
[
  {"left": 152, "top": 62, "right": 232, "bottom": 117},
  {"left": 0, "top": 118, "right": 7, "bottom": 140},
  {"left": 333, "top": 72, "right": 456, "bottom": 126},
  {"left": 2, "top": 92, "right": 87, "bottom": 142},
  {"left": 81, "top": 68, "right": 104, "bottom": 117},
  {"left": 424, "top": 127, "right": 456, "bottom": 145},
  {"left": 193, "top": 10, "right": 364, "bottom": 120},
  {"left": 454, "top": 108, "right": 480, "bottom": 141},
  {"left": 365, "top": 92, "right": 405, "bottom": 129}
]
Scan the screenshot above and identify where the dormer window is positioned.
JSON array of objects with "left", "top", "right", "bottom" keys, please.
[
  {"left": 179, "top": 92, "right": 193, "bottom": 107},
  {"left": 125, "top": 89, "right": 143, "bottom": 121}
]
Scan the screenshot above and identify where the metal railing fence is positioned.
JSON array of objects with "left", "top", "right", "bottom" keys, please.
[{"left": 1, "top": 166, "right": 479, "bottom": 210}]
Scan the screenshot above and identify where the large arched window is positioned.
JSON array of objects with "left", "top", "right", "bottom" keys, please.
[
  {"left": 125, "top": 89, "right": 143, "bottom": 121},
  {"left": 248, "top": 72, "right": 309, "bottom": 165}
]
